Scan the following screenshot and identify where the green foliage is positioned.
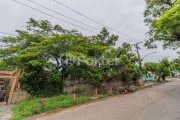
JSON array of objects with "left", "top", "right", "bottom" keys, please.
[
  {"left": 71, "top": 88, "right": 84, "bottom": 95},
  {"left": 97, "top": 94, "right": 106, "bottom": 99},
  {"left": 144, "top": 0, "right": 180, "bottom": 49},
  {"left": 91, "top": 27, "right": 119, "bottom": 46},
  {"left": 143, "top": 58, "right": 171, "bottom": 81},
  {"left": 116, "top": 67, "right": 134, "bottom": 83},
  {"left": 106, "top": 92, "right": 114, "bottom": 96},
  {"left": 0, "top": 18, "right": 140, "bottom": 95},
  {"left": 20, "top": 71, "right": 63, "bottom": 97},
  {"left": 102, "top": 43, "right": 139, "bottom": 83},
  {"left": 0, "top": 60, "right": 6, "bottom": 69},
  {"left": 11, "top": 96, "right": 90, "bottom": 120},
  {"left": 172, "top": 57, "right": 180, "bottom": 72},
  {"left": 65, "top": 64, "right": 102, "bottom": 87},
  {"left": 0, "top": 60, "right": 15, "bottom": 70}
]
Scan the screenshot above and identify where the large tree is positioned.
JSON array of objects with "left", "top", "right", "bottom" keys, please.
[
  {"left": 144, "top": 0, "right": 180, "bottom": 50},
  {"left": 0, "top": 18, "right": 122, "bottom": 94},
  {"left": 102, "top": 43, "right": 139, "bottom": 83},
  {"left": 0, "top": 18, "right": 91, "bottom": 96},
  {"left": 143, "top": 58, "right": 171, "bottom": 81}
]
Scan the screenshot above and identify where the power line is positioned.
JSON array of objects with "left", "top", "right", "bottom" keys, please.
[
  {"left": 117, "top": 37, "right": 137, "bottom": 42},
  {"left": 26, "top": 0, "right": 137, "bottom": 43},
  {"left": 13, "top": 0, "right": 137, "bottom": 43},
  {"left": 27, "top": 0, "right": 100, "bottom": 31},
  {"left": 53, "top": 0, "right": 142, "bottom": 42},
  {"left": 0, "top": 32, "right": 16, "bottom": 36},
  {"left": 13, "top": 0, "right": 97, "bottom": 34}
]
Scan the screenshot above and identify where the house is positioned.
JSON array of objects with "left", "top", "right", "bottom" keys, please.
[{"left": 143, "top": 71, "right": 155, "bottom": 81}]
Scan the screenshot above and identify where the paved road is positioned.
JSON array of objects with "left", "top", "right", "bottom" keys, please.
[{"left": 37, "top": 80, "right": 180, "bottom": 120}]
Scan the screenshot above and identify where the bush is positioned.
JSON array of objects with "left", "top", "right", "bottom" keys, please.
[
  {"left": 11, "top": 95, "right": 90, "bottom": 120},
  {"left": 97, "top": 95, "right": 106, "bottom": 99},
  {"left": 20, "top": 71, "right": 63, "bottom": 97},
  {"left": 71, "top": 88, "right": 84, "bottom": 95},
  {"left": 106, "top": 92, "right": 114, "bottom": 96}
]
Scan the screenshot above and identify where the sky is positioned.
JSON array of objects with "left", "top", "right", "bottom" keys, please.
[{"left": 0, "top": 0, "right": 179, "bottom": 62}]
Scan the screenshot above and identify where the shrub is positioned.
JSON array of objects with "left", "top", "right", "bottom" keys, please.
[
  {"left": 71, "top": 88, "right": 84, "bottom": 95},
  {"left": 106, "top": 92, "right": 114, "bottom": 96},
  {"left": 20, "top": 71, "right": 63, "bottom": 97},
  {"left": 97, "top": 95, "right": 106, "bottom": 99}
]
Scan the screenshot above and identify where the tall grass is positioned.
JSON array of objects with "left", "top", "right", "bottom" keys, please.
[{"left": 11, "top": 95, "right": 90, "bottom": 120}]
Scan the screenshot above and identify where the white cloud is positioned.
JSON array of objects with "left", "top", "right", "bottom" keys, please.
[{"left": 0, "top": 0, "right": 178, "bottom": 61}]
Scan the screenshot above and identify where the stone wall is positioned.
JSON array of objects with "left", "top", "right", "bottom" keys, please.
[
  {"left": 63, "top": 78, "right": 124, "bottom": 94},
  {"left": 63, "top": 78, "right": 93, "bottom": 93},
  {"left": 11, "top": 90, "right": 31, "bottom": 104},
  {"left": 63, "top": 84, "right": 92, "bottom": 93}
]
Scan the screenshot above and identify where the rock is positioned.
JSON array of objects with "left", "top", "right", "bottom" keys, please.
[
  {"left": 98, "top": 85, "right": 109, "bottom": 94},
  {"left": 11, "top": 91, "right": 31, "bottom": 104},
  {"left": 127, "top": 86, "right": 136, "bottom": 92},
  {"left": 79, "top": 78, "right": 87, "bottom": 84},
  {"left": 64, "top": 80, "right": 74, "bottom": 87}
]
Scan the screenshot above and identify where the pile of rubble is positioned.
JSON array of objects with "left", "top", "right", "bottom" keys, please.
[{"left": 98, "top": 84, "right": 137, "bottom": 95}]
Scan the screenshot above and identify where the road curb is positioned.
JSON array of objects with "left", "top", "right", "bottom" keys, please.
[{"left": 139, "top": 80, "right": 173, "bottom": 90}]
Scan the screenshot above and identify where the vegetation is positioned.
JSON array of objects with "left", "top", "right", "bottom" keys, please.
[
  {"left": 0, "top": 18, "right": 140, "bottom": 96},
  {"left": 144, "top": 0, "right": 180, "bottom": 50},
  {"left": 97, "top": 94, "right": 106, "bottom": 99},
  {"left": 0, "top": 16, "right": 179, "bottom": 120},
  {"left": 0, "top": 1, "right": 179, "bottom": 119},
  {"left": 71, "top": 88, "right": 84, "bottom": 96},
  {"left": 11, "top": 95, "right": 90, "bottom": 120},
  {"left": 172, "top": 57, "right": 180, "bottom": 72},
  {"left": 0, "top": 16, "right": 180, "bottom": 120},
  {"left": 142, "top": 58, "right": 178, "bottom": 81}
]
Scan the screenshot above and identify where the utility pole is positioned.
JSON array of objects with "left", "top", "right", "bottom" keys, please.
[
  {"left": 133, "top": 42, "right": 157, "bottom": 86},
  {"left": 133, "top": 42, "right": 144, "bottom": 86}
]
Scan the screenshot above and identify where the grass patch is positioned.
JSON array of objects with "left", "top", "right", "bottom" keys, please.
[
  {"left": 71, "top": 88, "right": 84, "bottom": 95},
  {"left": 11, "top": 95, "right": 90, "bottom": 120},
  {"left": 106, "top": 92, "right": 114, "bottom": 96},
  {"left": 97, "top": 94, "right": 106, "bottom": 99}
]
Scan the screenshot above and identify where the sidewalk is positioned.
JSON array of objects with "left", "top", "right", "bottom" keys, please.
[
  {"left": 143, "top": 77, "right": 178, "bottom": 88},
  {"left": 144, "top": 81, "right": 157, "bottom": 87},
  {"left": 0, "top": 103, "right": 15, "bottom": 120},
  {"left": 165, "top": 77, "right": 178, "bottom": 81}
]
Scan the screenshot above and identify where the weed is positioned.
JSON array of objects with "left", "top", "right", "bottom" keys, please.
[
  {"left": 11, "top": 95, "right": 90, "bottom": 120},
  {"left": 97, "top": 95, "right": 106, "bottom": 99}
]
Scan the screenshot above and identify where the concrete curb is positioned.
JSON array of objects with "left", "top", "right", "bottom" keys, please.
[{"left": 139, "top": 79, "right": 177, "bottom": 90}]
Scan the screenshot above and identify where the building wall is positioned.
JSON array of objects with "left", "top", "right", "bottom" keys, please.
[
  {"left": 143, "top": 73, "right": 155, "bottom": 81},
  {"left": 63, "top": 78, "right": 92, "bottom": 93}
]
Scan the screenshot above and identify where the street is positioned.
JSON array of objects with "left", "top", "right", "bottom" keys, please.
[{"left": 36, "top": 79, "right": 180, "bottom": 120}]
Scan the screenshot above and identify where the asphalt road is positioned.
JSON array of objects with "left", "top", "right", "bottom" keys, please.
[{"left": 37, "top": 79, "right": 180, "bottom": 120}]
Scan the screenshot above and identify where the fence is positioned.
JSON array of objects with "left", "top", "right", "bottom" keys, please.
[{"left": 0, "top": 69, "right": 21, "bottom": 104}]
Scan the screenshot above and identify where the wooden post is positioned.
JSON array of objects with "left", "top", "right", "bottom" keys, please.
[
  {"left": 95, "top": 89, "right": 98, "bottom": 95},
  {"left": 7, "top": 77, "right": 17, "bottom": 104},
  {"left": 0, "top": 71, "right": 12, "bottom": 75},
  {"left": 74, "top": 93, "right": 76, "bottom": 100},
  {"left": 14, "top": 70, "right": 21, "bottom": 89},
  {"left": 42, "top": 99, "right": 45, "bottom": 106},
  {"left": 110, "top": 87, "right": 112, "bottom": 92},
  {"left": 0, "top": 69, "right": 21, "bottom": 105},
  {"left": 10, "top": 71, "right": 14, "bottom": 84}
]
